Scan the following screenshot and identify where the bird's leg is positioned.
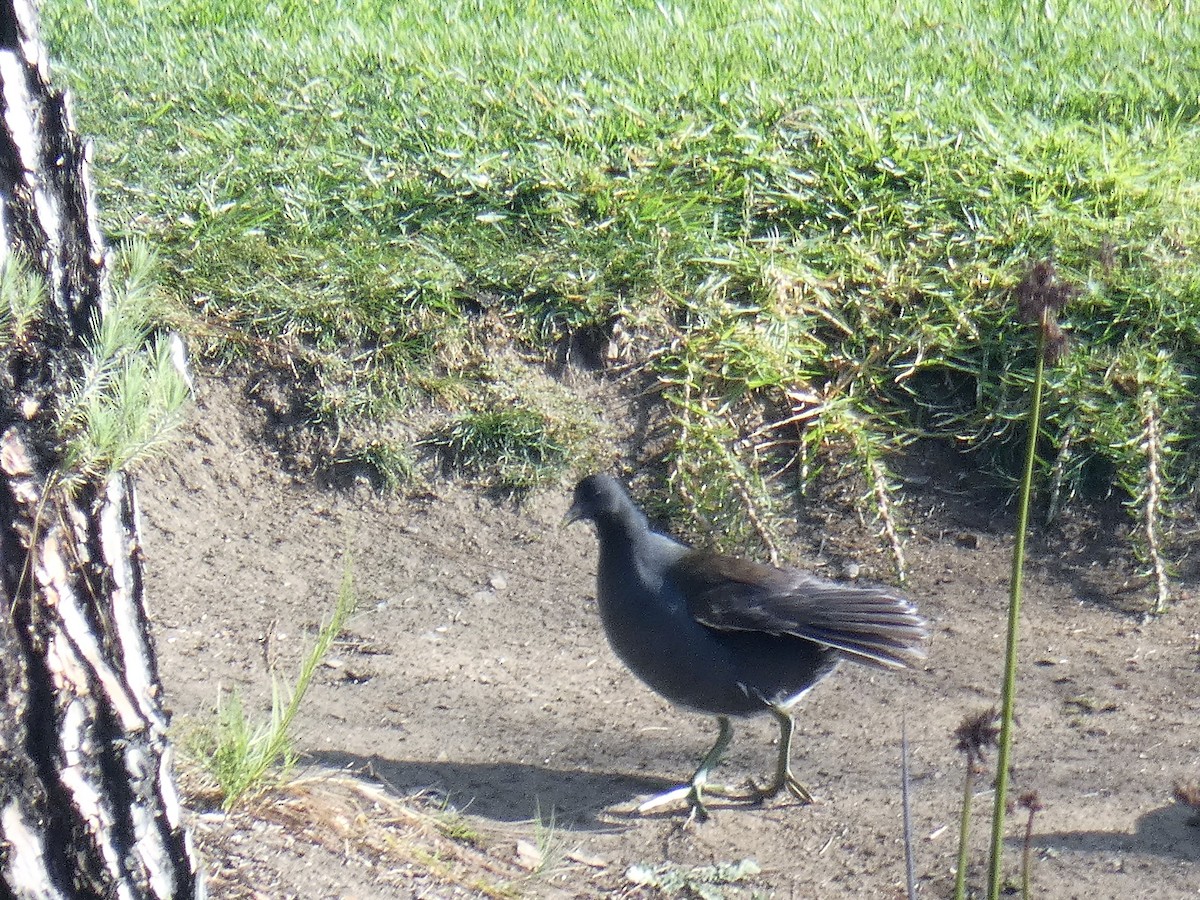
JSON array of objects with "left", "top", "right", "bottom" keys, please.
[
  {"left": 639, "top": 716, "right": 733, "bottom": 821},
  {"left": 685, "top": 715, "right": 733, "bottom": 818},
  {"left": 747, "top": 706, "right": 814, "bottom": 805}
]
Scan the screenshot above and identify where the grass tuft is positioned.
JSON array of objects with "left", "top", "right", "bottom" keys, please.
[
  {"left": 423, "top": 404, "right": 569, "bottom": 494},
  {"left": 192, "top": 559, "right": 357, "bottom": 810},
  {"left": 340, "top": 439, "right": 417, "bottom": 491},
  {"left": 57, "top": 242, "right": 191, "bottom": 491},
  {"left": 0, "top": 254, "right": 45, "bottom": 344}
]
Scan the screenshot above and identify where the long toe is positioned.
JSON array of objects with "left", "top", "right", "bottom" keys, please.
[
  {"left": 637, "top": 784, "right": 694, "bottom": 814},
  {"left": 746, "top": 772, "right": 815, "bottom": 806},
  {"left": 744, "top": 774, "right": 775, "bottom": 803},
  {"left": 636, "top": 783, "right": 715, "bottom": 821},
  {"left": 783, "top": 773, "right": 815, "bottom": 804}
]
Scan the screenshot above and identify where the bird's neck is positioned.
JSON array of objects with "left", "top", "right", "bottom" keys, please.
[
  {"left": 593, "top": 506, "right": 649, "bottom": 552},
  {"left": 593, "top": 508, "right": 689, "bottom": 599}
]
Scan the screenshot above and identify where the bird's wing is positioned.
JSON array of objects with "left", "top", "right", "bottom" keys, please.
[{"left": 673, "top": 552, "right": 928, "bottom": 670}]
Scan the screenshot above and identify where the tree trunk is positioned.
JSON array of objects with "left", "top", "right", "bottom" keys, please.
[{"left": 0, "top": 2, "right": 202, "bottom": 897}]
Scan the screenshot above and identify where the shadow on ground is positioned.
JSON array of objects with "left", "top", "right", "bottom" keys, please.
[
  {"left": 305, "top": 751, "right": 676, "bottom": 828},
  {"left": 1032, "top": 803, "right": 1200, "bottom": 862}
]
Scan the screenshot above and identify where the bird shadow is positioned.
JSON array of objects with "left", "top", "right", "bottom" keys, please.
[
  {"left": 304, "top": 750, "right": 676, "bottom": 830},
  {"left": 1030, "top": 803, "right": 1200, "bottom": 862}
]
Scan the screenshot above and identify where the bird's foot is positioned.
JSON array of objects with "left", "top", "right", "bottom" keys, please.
[
  {"left": 638, "top": 781, "right": 736, "bottom": 821},
  {"left": 638, "top": 784, "right": 712, "bottom": 821},
  {"left": 745, "top": 772, "right": 815, "bottom": 806},
  {"left": 685, "top": 786, "right": 711, "bottom": 824},
  {"left": 637, "top": 784, "right": 693, "bottom": 814}
]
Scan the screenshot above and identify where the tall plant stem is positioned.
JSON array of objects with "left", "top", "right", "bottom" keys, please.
[
  {"left": 985, "top": 327, "right": 1047, "bottom": 900},
  {"left": 953, "top": 766, "right": 976, "bottom": 900}
]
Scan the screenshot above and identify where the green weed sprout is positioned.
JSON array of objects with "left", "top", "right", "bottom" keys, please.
[
  {"left": 0, "top": 254, "right": 43, "bottom": 343},
  {"left": 200, "top": 560, "right": 356, "bottom": 809}
]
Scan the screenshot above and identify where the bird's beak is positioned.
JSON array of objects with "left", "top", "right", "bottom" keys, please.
[{"left": 562, "top": 501, "right": 584, "bottom": 527}]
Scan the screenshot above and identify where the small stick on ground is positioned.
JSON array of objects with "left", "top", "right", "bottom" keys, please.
[
  {"left": 901, "top": 717, "right": 916, "bottom": 900},
  {"left": 1139, "top": 388, "right": 1170, "bottom": 614}
]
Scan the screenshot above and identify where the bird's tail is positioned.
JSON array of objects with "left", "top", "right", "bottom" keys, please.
[{"left": 795, "top": 584, "right": 928, "bottom": 670}]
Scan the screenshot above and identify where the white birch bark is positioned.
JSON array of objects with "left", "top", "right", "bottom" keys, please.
[{"left": 0, "top": 3, "right": 203, "bottom": 897}]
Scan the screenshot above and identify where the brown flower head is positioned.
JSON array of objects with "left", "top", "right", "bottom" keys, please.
[
  {"left": 1018, "top": 790, "right": 1044, "bottom": 814},
  {"left": 1042, "top": 318, "right": 1069, "bottom": 366},
  {"left": 954, "top": 706, "right": 1001, "bottom": 771},
  {"left": 1014, "top": 259, "right": 1077, "bottom": 364}
]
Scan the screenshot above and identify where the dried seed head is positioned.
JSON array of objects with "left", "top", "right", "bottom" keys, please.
[
  {"left": 1015, "top": 260, "right": 1054, "bottom": 324},
  {"left": 954, "top": 706, "right": 1001, "bottom": 771},
  {"left": 1043, "top": 318, "right": 1069, "bottom": 366},
  {"left": 1018, "top": 791, "right": 1044, "bottom": 814},
  {"left": 1013, "top": 259, "right": 1077, "bottom": 364},
  {"left": 1015, "top": 259, "right": 1076, "bottom": 324}
]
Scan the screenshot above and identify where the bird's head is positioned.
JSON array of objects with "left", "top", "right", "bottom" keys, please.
[{"left": 564, "top": 473, "right": 631, "bottom": 526}]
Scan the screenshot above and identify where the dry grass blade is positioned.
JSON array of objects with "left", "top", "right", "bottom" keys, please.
[
  {"left": 272, "top": 778, "right": 521, "bottom": 890},
  {"left": 870, "top": 457, "right": 907, "bottom": 582},
  {"left": 1139, "top": 388, "right": 1170, "bottom": 614}
]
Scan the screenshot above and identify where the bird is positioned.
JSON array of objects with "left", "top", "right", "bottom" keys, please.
[{"left": 565, "top": 472, "right": 928, "bottom": 820}]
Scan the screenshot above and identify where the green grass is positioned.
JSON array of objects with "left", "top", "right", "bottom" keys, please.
[
  {"left": 0, "top": 254, "right": 44, "bottom": 343},
  {"left": 424, "top": 404, "right": 571, "bottom": 493},
  {"left": 41, "top": 0, "right": 1200, "bottom": 577}
]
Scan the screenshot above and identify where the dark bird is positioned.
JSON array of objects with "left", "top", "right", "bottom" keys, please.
[{"left": 565, "top": 473, "right": 928, "bottom": 819}]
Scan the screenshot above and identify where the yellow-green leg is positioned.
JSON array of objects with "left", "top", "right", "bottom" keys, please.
[
  {"left": 639, "top": 716, "right": 733, "bottom": 821},
  {"left": 749, "top": 706, "right": 814, "bottom": 804}
]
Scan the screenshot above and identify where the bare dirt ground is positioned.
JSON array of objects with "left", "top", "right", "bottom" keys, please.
[{"left": 138, "top": 372, "right": 1200, "bottom": 899}]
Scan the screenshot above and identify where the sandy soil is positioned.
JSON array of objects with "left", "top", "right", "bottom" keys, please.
[{"left": 138, "top": 373, "right": 1200, "bottom": 899}]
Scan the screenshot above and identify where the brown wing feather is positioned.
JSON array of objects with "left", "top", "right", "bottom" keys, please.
[{"left": 672, "top": 551, "right": 928, "bottom": 669}]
